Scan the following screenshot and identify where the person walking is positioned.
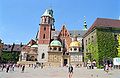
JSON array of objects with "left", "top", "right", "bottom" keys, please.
[
  {"left": 68, "top": 64, "right": 73, "bottom": 78},
  {"left": 6, "top": 64, "right": 10, "bottom": 73},
  {"left": 12, "top": 64, "right": 15, "bottom": 71},
  {"left": 2, "top": 64, "right": 5, "bottom": 71},
  {"left": 21, "top": 65, "right": 25, "bottom": 73},
  {"left": 41, "top": 63, "right": 43, "bottom": 69},
  {"left": 105, "top": 64, "right": 109, "bottom": 73}
]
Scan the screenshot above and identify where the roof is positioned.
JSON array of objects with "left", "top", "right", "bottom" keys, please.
[
  {"left": 70, "top": 41, "right": 80, "bottom": 47},
  {"left": 84, "top": 18, "right": 120, "bottom": 37},
  {"left": 69, "top": 30, "right": 87, "bottom": 37},
  {"left": 51, "top": 30, "right": 86, "bottom": 38},
  {"left": 3, "top": 44, "right": 23, "bottom": 52},
  {"left": 27, "top": 39, "right": 36, "bottom": 46},
  {"left": 50, "top": 40, "right": 62, "bottom": 47},
  {"left": 31, "top": 44, "right": 38, "bottom": 48},
  {"left": 42, "top": 9, "right": 53, "bottom": 17}
]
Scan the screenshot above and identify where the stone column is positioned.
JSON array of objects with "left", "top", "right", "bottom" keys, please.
[
  {"left": 77, "top": 48, "right": 79, "bottom": 52},
  {"left": 57, "top": 47, "right": 59, "bottom": 51}
]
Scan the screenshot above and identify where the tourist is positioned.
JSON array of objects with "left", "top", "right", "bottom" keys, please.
[
  {"left": 109, "top": 63, "right": 112, "bottom": 70},
  {"left": 21, "top": 65, "right": 25, "bottom": 73},
  {"left": 105, "top": 64, "right": 109, "bottom": 73},
  {"left": 6, "top": 64, "right": 10, "bottom": 73},
  {"left": 1, "top": 64, "right": 5, "bottom": 71},
  {"left": 34, "top": 64, "right": 37, "bottom": 69},
  {"left": 12, "top": 64, "right": 15, "bottom": 71},
  {"left": 68, "top": 64, "right": 73, "bottom": 78},
  {"left": 41, "top": 63, "right": 43, "bottom": 69}
]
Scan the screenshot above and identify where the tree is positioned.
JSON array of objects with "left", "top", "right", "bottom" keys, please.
[
  {"left": 1, "top": 52, "right": 12, "bottom": 63},
  {"left": 1, "top": 51, "right": 20, "bottom": 63}
]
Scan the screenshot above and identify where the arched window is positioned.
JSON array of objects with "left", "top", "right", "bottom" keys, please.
[
  {"left": 44, "top": 27, "right": 46, "bottom": 31},
  {"left": 44, "top": 18, "right": 46, "bottom": 23},
  {"left": 74, "top": 48, "right": 77, "bottom": 51},
  {"left": 59, "top": 47, "right": 61, "bottom": 51},
  {"left": 53, "top": 47, "right": 57, "bottom": 50},
  {"left": 43, "top": 34, "right": 45, "bottom": 39},
  {"left": 31, "top": 56, "right": 35, "bottom": 61},
  {"left": 48, "top": 18, "right": 50, "bottom": 24},
  {"left": 41, "top": 53, "right": 45, "bottom": 59},
  {"left": 70, "top": 48, "right": 72, "bottom": 51}
]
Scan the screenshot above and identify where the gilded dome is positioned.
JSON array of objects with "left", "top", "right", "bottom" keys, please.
[
  {"left": 70, "top": 41, "right": 80, "bottom": 47},
  {"left": 50, "top": 40, "right": 62, "bottom": 47}
]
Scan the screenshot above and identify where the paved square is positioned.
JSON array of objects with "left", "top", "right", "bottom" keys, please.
[{"left": 0, "top": 67, "right": 120, "bottom": 78}]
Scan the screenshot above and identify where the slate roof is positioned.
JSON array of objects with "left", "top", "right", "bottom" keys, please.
[
  {"left": 69, "top": 30, "right": 87, "bottom": 37},
  {"left": 3, "top": 44, "right": 23, "bottom": 52},
  {"left": 51, "top": 30, "right": 86, "bottom": 38},
  {"left": 84, "top": 18, "right": 120, "bottom": 37}
]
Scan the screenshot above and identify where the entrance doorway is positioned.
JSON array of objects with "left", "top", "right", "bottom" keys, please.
[{"left": 64, "top": 59, "right": 68, "bottom": 66}]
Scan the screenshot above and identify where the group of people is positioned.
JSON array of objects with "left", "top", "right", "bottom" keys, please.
[
  {"left": 0, "top": 64, "right": 16, "bottom": 73},
  {"left": 0, "top": 63, "right": 25, "bottom": 73},
  {"left": 86, "top": 60, "right": 96, "bottom": 69},
  {"left": 0, "top": 63, "right": 45, "bottom": 73},
  {"left": 104, "top": 63, "right": 113, "bottom": 73}
]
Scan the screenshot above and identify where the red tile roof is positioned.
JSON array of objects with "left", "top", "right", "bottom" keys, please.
[{"left": 84, "top": 18, "right": 120, "bottom": 37}]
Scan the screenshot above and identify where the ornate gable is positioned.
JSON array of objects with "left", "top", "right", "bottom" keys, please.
[{"left": 58, "top": 25, "right": 72, "bottom": 51}]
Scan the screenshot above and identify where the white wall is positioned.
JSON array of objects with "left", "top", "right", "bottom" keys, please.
[{"left": 37, "top": 44, "right": 49, "bottom": 63}]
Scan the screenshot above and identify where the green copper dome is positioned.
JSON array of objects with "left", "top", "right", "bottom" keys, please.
[
  {"left": 50, "top": 40, "right": 62, "bottom": 47},
  {"left": 42, "top": 9, "right": 53, "bottom": 17}
]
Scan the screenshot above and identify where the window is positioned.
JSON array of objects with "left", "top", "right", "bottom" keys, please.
[
  {"left": 48, "top": 18, "right": 50, "bottom": 24},
  {"left": 44, "top": 18, "right": 46, "bottom": 23},
  {"left": 79, "top": 48, "right": 81, "bottom": 51},
  {"left": 44, "top": 27, "right": 46, "bottom": 31},
  {"left": 50, "top": 47, "right": 52, "bottom": 50},
  {"left": 91, "top": 36, "right": 93, "bottom": 38},
  {"left": 43, "top": 34, "right": 45, "bottom": 39},
  {"left": 59, "top": 47, "right": 61, "bottom": 51},
  {"left": 53, "top": 47, "right": 57, "bottom": 50},
  {"left": 86, "top": 40, "right": 87, "bottom": 45},
  {"left": 74, "top": 48, "right": 77, "bottom": 51},
  {"left": 88, "top": 38, "right": 90, "bottom": 40},
  {"left": 41, "top": 53, "right": 45, "bottom": 59},
  {"left": 70, "top": 48, "right": 72, "bottom": 51},
  {"left": 91, "top": 36, "right": 94, "bottom": 42}
]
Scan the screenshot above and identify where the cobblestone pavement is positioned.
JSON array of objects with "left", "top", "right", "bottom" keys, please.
[{"left": 0, "top": 67, "right": 120, "bottom": 78}]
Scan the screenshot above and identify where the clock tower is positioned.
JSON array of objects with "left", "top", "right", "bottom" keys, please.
[{"left": 38, "top": 9, "right": 55, "bottom": 63}]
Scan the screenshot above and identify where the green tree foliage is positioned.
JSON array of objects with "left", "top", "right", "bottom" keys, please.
[
  {"left": 1, "top": 52, "right": 12, "bottom": 62},
  {"left": 1, "top": 51, "right": 20, "bottom": 63}
]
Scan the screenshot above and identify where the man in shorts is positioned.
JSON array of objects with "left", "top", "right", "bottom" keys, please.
[{"left": 68, "top": 64, "right": 73, "bottom": 78}]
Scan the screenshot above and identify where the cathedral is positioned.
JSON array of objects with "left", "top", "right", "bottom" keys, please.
[{"left": 18, "top": 8, "right": 86, "bottom": 67}]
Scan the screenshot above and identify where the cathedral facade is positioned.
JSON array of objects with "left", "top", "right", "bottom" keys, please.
[
  {"left": 37, "top": 9, "right": 86, "bottom": 67},
  {"left": 18, "top": 9, "right": 86, "bottom": 67}
]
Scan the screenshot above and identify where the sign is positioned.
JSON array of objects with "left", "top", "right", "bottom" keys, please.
[{"left": 113, "top": 58, "right": 120, "bottom": 65}]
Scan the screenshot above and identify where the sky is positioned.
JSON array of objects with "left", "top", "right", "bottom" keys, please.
[{"left": 0, "top": 0, "right": 119, "bottom": 44}]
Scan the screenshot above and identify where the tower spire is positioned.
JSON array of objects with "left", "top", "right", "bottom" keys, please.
[{"left": 83, "top": 16, "right": 87, "bottom": 30}]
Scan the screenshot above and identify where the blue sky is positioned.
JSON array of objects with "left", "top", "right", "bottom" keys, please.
[{"left": 0, "top": 0, "right": 119, "bottom": 44}]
